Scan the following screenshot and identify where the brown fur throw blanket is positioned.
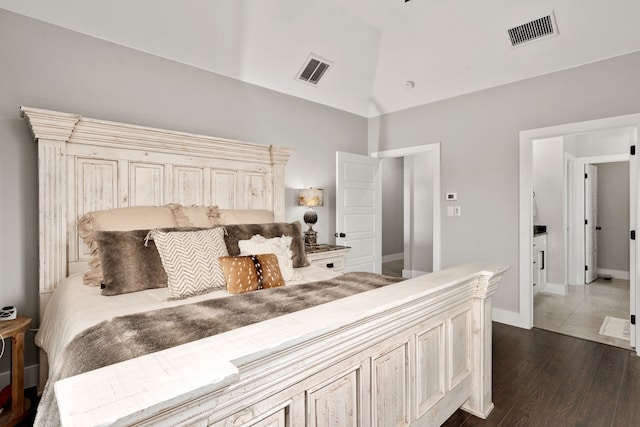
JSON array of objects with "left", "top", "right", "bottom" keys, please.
[{"left": 35, "top": 272, "right": 404, "bottom": 426}]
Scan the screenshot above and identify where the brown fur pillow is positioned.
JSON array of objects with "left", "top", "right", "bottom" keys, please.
[
  {"left": 219, "top": 254, "right": 285, "bottom": 294},
  {"left": 96, "top": 229, "right": 168, "bottom": 296},
  {"left": 78, "top": 206, "right": 179, "bottom": 287},
  {"left": 223, "top": 222, "right": 309, "bottom": 267},
  {"left": 96, "top": 227, "right": 206, "bottom": 296}
]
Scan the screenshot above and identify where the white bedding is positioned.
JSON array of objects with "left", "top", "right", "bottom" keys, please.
[{"left": 36, "top": 265, "right": 339, "bottom": 376}]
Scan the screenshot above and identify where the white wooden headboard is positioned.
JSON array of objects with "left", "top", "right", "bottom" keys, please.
[{"left": 20, "top": 107, "right": 293, "bottom": 316}]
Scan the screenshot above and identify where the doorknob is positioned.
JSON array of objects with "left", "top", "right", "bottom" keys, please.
[
  {"left": 335, "top": 232, "right": 346, "bottom": 238},
  {"left": 596, "top": 226, "right": 602, "bottom": 231}
]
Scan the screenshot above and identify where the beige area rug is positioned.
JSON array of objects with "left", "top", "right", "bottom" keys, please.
[{"left": 599, "top": 316, "right": 630, "bottom": 340}]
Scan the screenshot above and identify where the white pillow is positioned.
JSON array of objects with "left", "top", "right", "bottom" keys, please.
[{"left": 238, "top": 235, "right": 302, "bottom": 281}]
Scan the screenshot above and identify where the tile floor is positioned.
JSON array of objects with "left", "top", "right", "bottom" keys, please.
[{"left": 534, "top": 277, "right": 632, "bottom": 350}]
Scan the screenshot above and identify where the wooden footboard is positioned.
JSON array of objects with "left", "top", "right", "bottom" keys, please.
[{"left": 54, "top": 263, "right": 507, "bottom": 426}]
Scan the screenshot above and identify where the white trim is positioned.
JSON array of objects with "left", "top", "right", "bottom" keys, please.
[
  {"left": 577, "top": 153, "right": 630, "bottom": 164},
  {"left": 372, "top": 143, "right": 441, "bottom": 272},
  {"left": 0, "top": 364, "right": 38, "bottom": 390},
  {"left": 541, "top": 282, "right": 567, "bottom": 295},
  {"left": 520, "top": 113, "right": 640, "bottom": 355},
  {"left": 597, "top": 268, "right": 630, "bottom": 280},
  {"left": 491, "top": 307, "right": 529, "bottom": 329},
  {"left": 402, "top": 269, "right": 430, "bottom": 278},
  {"left": 564, "top": 153, "right": 577, "bottom": 285},
  {"left": 382, "top": 253, "right": 403, "bottom": 263}
]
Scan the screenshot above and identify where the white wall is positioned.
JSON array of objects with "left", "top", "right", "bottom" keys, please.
[
  {"left": 532, "top": 137, "right": 564, "bottom": 286},
  {"left": 0, "top": 9, "right": 367, "bottom": 382},
  {"left": 575, "top": 128, "right": 631, "bottom": 157},
  {"left": 372, "top": 50, "right": 640, "bottom": 314}
]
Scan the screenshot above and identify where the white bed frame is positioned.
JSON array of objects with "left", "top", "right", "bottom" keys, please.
[{"left": 22, "top": 107, "right": 508, "bottom": 426}]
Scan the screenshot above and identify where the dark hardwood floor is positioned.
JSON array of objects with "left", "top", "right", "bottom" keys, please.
[
  {"left": 444, "top": 322, "right": 640, "bottom": 427},
  {"left": 15, "top": 323, "right": 640, "bottom": 426}
]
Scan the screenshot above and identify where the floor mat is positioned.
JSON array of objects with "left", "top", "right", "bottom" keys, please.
[{"left": 599, "top": 316, "right": 630, "bottom": 340}]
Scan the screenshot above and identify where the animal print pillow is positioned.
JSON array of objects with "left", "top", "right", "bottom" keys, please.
[{"left": 219, "top": 254, "right": 285, "bottom": 294}]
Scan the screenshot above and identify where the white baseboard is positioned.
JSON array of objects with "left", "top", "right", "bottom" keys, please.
[
  {"left": 541, "top": 282, "right": 567, "bottom": 295},
  {"left": 0, "top": 363, "right": 38, "bottom": 390},
  {"left": 597, "top": 268, "right": 629, "bottom": 280},
  {"left": 402, "top": 269, "right": 430, "bottom": 279},
  {"left": 492, "top": 307, "right": 530, "bottom": 329},
  {"left": 382, "top": 252, "right": 403, "bottom": 263}
]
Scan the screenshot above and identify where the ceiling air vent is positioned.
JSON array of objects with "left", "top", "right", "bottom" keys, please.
[
  {"left": 508, "top": 12, "right": 558, "bottom": 47},
  {"left": 297, "top": 54, "right": 332, "bottom": 86}
]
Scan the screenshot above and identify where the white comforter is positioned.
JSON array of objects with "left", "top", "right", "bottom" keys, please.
[{"left": 36, "top": 265, "right": 339, "bottom": 375}]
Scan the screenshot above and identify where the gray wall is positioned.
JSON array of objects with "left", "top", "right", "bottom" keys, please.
[
  {"left": 0, "top": 9, "right": 367, "bottom": 383},
  {"left": 597, "top": 162, "right": 630, "bottom": 272},
  {"left": 372, "top": 50, "right": 640, "bottom": 312},
  {"left": 407, "top": 152, "right": 434, "bottom": 274}
]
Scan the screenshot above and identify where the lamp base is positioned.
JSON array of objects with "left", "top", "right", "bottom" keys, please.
[
  {"left": 304, "top": 228, "right": 318, "bottom": 248},
  {"left": 303, "top": 208, "right": 319, "bottom": 248}
]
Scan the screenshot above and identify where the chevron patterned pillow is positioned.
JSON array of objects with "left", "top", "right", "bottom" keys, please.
[{"left": 153, "top": 227, "right": 229, "bottom": 299}]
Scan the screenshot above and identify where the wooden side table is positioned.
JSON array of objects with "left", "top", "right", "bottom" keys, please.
[
  {"left": 0, "top": 315, "right": 31, "bottom": 427},
  {"left": 305, "top": 244, "right": 350, "bottom": 273}
]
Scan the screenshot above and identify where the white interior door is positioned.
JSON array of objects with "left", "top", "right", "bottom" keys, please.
[
  {"left": 336, "top": 152, "right": 381, "bottom": 273},
  {"left": 585, "top": 164, "right": 598, "bottom": 283}
]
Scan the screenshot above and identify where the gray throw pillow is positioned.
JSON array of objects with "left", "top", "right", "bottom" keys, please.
[{"left": 96, "top": 229, "right": 169, "bottom": 296}]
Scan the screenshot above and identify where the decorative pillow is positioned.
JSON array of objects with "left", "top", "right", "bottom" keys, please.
[
  {"left": 224, "top": 222, "right": 309, "bottom": 268},
  {"left": 168, "top": 204, "right": 221, "bottom": 228},
  {"left": 218, "top": 209, "right": 274, "bottom": 225},
  {"left": 152, "top": 227, "right": 229, "bottom": 299},
  {"left": 96, "top": 229, "right": 168, "bottom": 296},
  {"left": 238, "top": 235, "right": 301, "bottom": 281},
  {"left": 78, "top": 205, "right": 179, "bottom": 286},
  {"left": 219, "top": 254, "right": 285, "bottom": 294}
]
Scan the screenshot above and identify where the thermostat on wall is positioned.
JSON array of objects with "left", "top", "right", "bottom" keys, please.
[{"left": 445, "top": 192, "right": 457, "bottom": 201}]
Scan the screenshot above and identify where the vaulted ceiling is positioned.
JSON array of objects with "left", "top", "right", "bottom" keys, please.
[{"left": 2, "top": 0, "right": 639, "bottom": 117}]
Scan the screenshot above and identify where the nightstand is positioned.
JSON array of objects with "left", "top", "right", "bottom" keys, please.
[
  {"left": 305, "top": 245, "right": 350, "bottom": 273},
  {"left": 0, "top": 315, "right": 31, "bottom": 427}
]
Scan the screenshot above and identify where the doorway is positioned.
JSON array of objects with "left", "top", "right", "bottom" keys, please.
[
  {"left": 374, "top": 144, "right": 441, "bottom": 277},
  {"left": 519, "top": 114, "right": 640, "bottom": 356},
  {"left": 533, "top": 140, "right": 631, "bottom": 349}
]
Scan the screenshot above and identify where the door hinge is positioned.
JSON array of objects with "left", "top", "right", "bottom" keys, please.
[
  {"left": 585, "top": 219, "right": 588, "bottom": 225},
  {"left": 632, "top": 315, "right": 636, "bottom": 325},
  {"left": 632, "top": 230, "right": 636, "bottom": 240},
  {"left": 585, "top": 173, "right": 588, "bottom": 179},
  {"left": 585, "top": 265, "right": 588, "bottom": 271},
  {"left": 631, "top": 145, "right": 636, "bottom": 156}
]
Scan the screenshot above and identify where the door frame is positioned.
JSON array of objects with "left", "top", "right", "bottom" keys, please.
[
  {"left": 584, "top": 164, "right": 599, "bottom": 283},
  {"left": 372, "top": 143, "right": 441, "bottom": 273},
  {"left": 571, "top": 154, "right": 630, "bottom": 285},
  {"left": 519, "top": 114, "right": 640, "bottom": 357}
]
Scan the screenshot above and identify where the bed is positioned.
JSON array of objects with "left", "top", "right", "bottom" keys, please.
[{"left": 21, "top": 106, "right": 509, "bottom": 426}]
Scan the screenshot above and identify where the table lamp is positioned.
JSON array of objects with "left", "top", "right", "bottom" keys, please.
[{"left": 298, "top": 188, "right": 324, "bottom": 248}]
